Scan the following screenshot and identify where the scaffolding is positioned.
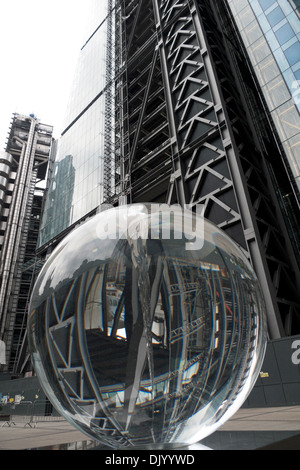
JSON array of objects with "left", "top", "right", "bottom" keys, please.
[{"left": 103, "top": 0, "right": 116, "bottom": 203}]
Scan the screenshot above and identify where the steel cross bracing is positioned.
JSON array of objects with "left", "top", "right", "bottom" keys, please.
[{"left": 114, "top": 0, "right": 300, "bottom": 337}]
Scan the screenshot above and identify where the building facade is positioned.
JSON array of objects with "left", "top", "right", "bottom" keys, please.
[
  {"left": 38, "top": 1, "right": 115, "bottom": 250},
  {"left": 37, "top": 0, "right": 300, "bottom": 341},
  {"left": 228, "top": 0, "right": 300, "bottom": 194},
  {"left": 0, "top": 114, "right": 53, "bottom": 373},
  {"left": 226, "top": 0, "right": 300, "bottom": 269}
]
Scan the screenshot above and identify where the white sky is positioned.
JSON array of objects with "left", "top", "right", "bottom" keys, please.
[{"left": 0, "top": 1, "right": 92, "bottom": 149}]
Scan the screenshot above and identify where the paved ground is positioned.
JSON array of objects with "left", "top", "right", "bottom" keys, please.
[
  {"left": 1, "top": 406, "right": 300, "bottom": 450},
  {"left": 0, "top": 418, "right": 91, "bottom": 450},
  {"left": 220, "top": 405, "right": 300, "bottom": 432}
]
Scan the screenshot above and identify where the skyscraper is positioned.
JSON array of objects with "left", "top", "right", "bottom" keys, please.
[
  {"left": 38, "top": 2, "right": 115, "bottom": 250},
  {"left": 38, "top": 0, "right": 300, "bottom": 341},
  {"left": 0, "top": 113, "right": 53, "bottom": 372}
]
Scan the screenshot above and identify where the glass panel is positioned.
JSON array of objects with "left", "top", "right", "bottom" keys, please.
[
  {"left": 267, "top": 6, "right": 285, "bottom": 26},
  {"left": 263, "top": 75, "right": 291, "bottom": 109},
  {"left": 244, "top": 20, "right": 263, "bottom": 46},
  {"left": 249, "top": 36, "right": 271, "bottom": 64},
  {"left": 274, "top": 23, "right": 295, "bottom": 45},
  {"left": 259, "top": 0, "right": 276, "bottom": 11},
  {"left": 285, "top": 41, "right": 300, "bottom": 66},
  {"left": 273, "top": 99, "right": 300, "bottom": 139},
  {"left": 256, "top": 54, "right": 280, "bottom": 85}
]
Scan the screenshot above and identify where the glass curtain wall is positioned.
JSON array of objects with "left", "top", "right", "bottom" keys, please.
[
  {"left": 38, "top": 1, "right": 112, "bottom": 247},
  {"left": 227, "top": 0, "right": 300, "bottom": 194}
]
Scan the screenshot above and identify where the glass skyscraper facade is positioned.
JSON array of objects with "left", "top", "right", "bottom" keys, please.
[
  {"left": 228, "top": 0, "right": 300, "bottom": 194},
  {"left": 38, "top": 2, "right": 113, "bottom": 247}
]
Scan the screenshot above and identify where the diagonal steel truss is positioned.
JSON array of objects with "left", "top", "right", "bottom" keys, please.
[{"left": 113, "top": 0, "right": 300, "bottom": 338}]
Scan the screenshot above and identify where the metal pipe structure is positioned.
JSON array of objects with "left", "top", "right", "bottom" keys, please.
[
  {"left": 0, "top": 118, "right": 37, "bottom": 338},
  {"left": 0, "top": 114, "right": 52, "bottom": 372}
]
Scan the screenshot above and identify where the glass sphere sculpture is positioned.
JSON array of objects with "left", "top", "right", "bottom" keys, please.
[{"left": 28, "top": 204, "right": 266, "bottom": 449}]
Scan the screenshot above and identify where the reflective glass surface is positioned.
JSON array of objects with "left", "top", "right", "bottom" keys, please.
[
  {"left": 62, "top": 13, "right": 108, "bottom": 129},
  {"left": 28, "top": 205, "right": 267, "bottom": 449},
  {"left": 39, "top": 99, "right": 105, "bottom": 244},
  {"left": 38, "top": 2, "right": 110, "bottom": 247},
  {"left": 228, "top": 0, "right": 300, "bottom": 192}
]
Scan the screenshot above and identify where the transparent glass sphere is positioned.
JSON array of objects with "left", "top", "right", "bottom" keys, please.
[{"left": 28, "top": 204, "right": 267, "bottom": 449}]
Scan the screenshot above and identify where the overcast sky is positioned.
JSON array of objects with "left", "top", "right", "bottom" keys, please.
[{"left": 0, "top": 1, "right": 92, "bottom": 149}]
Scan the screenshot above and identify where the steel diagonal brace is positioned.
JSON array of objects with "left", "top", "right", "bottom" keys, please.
[
  {"left": 126, "top": 0, "right": 144, "bottom": 55},
  {"left": 127, "top": 47, "right": 159, "bottom": 177}
]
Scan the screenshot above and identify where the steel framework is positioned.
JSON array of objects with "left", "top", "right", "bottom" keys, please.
[
  {"left": 0, "top": 114, "right": 52, "bottom": 372},
  {"left": 111, "top": 0, "right": 300, "bottom": 338}
]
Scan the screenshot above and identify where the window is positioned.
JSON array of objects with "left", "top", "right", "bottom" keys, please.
[
  {"left": 295, "top": 69, "right": 300, "bottom": 80},
  {"left": 259, "top": 0, "right": 276, "bottom": 11},
  {"left": 267, "top": 6, "right": 285, "bottom": 26},
  {"left": 275, "top": 23, "right": 295, "bottom": 45},
  {"left": 285, "top": 41, "right": 300, "bottom": 66}
]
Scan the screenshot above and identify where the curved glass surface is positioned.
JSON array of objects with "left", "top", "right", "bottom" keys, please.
[{"left": 28, "top": 205, "right": 267, "bottom": 449}]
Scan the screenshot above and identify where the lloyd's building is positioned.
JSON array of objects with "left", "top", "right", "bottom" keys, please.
[{"left": 34, "top": 0, "right": 300, "bottom": 405}]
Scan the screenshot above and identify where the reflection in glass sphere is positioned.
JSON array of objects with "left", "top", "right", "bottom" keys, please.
[{"left": 28, "top": 204, "right": 266, "bottom": 449}]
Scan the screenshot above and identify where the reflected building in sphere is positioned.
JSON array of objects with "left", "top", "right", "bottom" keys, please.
[
  {"left": 37, "top": 0, "right": 300, "bottom": 344},
  {"left": 28, "top": 205, "right": 267, "bottom": 448}
]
